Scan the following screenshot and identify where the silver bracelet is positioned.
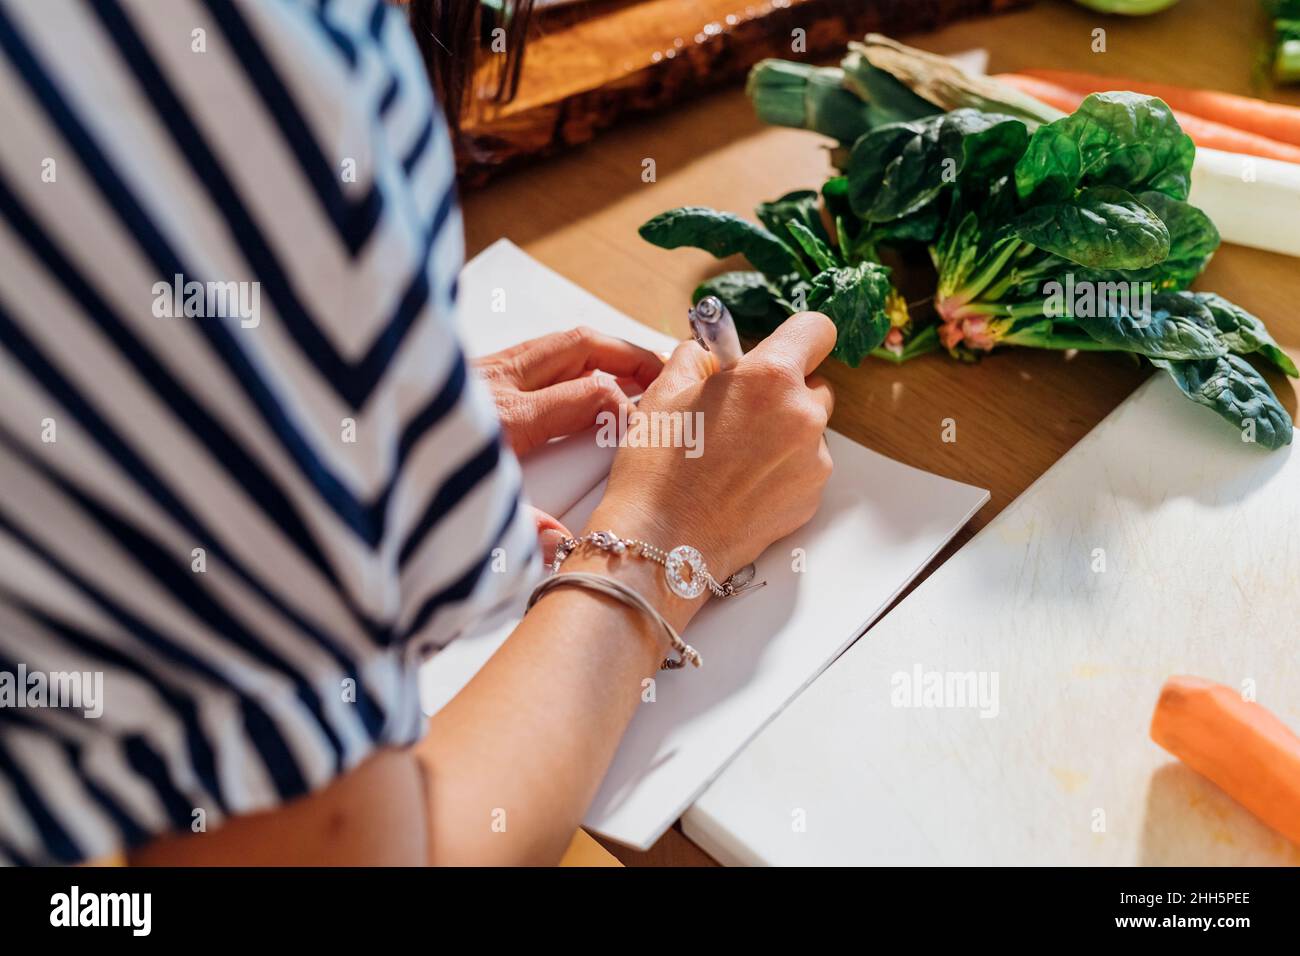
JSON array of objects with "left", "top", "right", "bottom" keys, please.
[
  {"left": 527, "top": 572, "right": 702, "bottom": 670},
  {"left": 551, "top": 530, "right": 762, "bottom": 600}
]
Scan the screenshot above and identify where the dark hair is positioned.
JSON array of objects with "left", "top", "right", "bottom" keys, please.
[{"left": 406, "top": 0, "right": 535, "bottom": 131}]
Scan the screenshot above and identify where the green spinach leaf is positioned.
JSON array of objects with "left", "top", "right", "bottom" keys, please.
[
  {"left": 1068, "top": 289, "right": 1225, "bottom": 360},
  {"left": 692, "top": 271, "right": 791, "bottom": 338},
  {"left": 1013, "top": 185, "right": 1170, "bottom": 270},
  {"left": 1083, "top": 191, "right": 1218, "bottom": 291},
  {"left": 805, "top": 262, "right": 897, "bottom": 366},
  {"left": 940, "top": 111, "right": 1028, "bottom": 188},
  {"left": 786, "top": 220, "right": 841, "bottom": 271},
  {"left": 1153, "top": 354, "right": 1294, "bottom": 449},
  {"left": 1016, "top": 125, "right": 1082, "bottom": 204},
  {"left": 756, "top": 190, "right": 832, "bottom": 247},
  {"left": 1048, "top": 92, "right": 1196, "bottom": 200},
  {"left": 638, "top": 206, "right": 806, "bottom": 280},
  {"left": 847, "top": 119, "right": 945, "bottom": 221},
  {"left": 847, "top": 110, "right": 1025, "bottom": 223},
  {"left": 1195, "top": 292, "right": 1300, "bottom": 377}
]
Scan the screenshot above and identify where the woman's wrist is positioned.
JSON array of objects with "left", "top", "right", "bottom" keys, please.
[{"left": 572, "top": 498, "right": 714, "bottom": 634}]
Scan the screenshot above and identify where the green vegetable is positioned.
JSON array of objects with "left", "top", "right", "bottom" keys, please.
[
  {"left": 805, "top": 262, "right": 898, "bottom": 366},
  {"left": 756, "top": 189, "right": 829, "bottom": 242},
  {"left": 756, "top": 190, "right": 835, "bottom": 273},
  {"left": 1012, "top": 186, "right": 1170, "bottom": 270},
  {"left": 838, "top": 51, "right": 941, "bottom": 126},
  {"left": 1071, "top": 0, "right": 1182, "bottom": 15},
  {"left": 1015, "top": 125, "right": 1084, "bottom": 204},
  {"left": 787, "top": 220, "right": 840, "bottom": 272},
  {"left": 848, "top": 110, "right": 1026, "bottom": 222},
  {"left": 1195, "top": 292, "right": 1300, "bottom": 377},
  {"left": 1264, "top": 3, "right": 1300, "bottom": 83},
  {"left": 638, "top": 206, "right": 806, "bottom": 281},
  {"left": 944, "top": 110, "right": 1031, "bottom": 188},
  {"left": 852, "top": 34, "right": 1060, "bottom": 125},
  {"left": 692, "top": 271, "right": 791, "bottom": 339},
  {"left": 1275, "top": 23, "right": 1300, "bottom": 84},
  {"left": 642, "top": 36, "right": 1296, "bottom": 448},
  {"left": 745, "top": 55, "right": 936, "bottom": 145},
  {"left": 1019, "top": 93, "right": 1196, "bottom": 202},
  {"left": 872, "top": 323, "right": 941, "bottom": 364},
  {"left": 645, "top": 196, "right": 908, "bottom": 368},
  {"left": 1153, "top": 355, "right": 1293, "bottom": 449},
  {"left": 746, "top": 60, "right": 875, "bottom": 144},
  {"left": 1093, "top": 190, "right": 1219, "bottom": 291},
  {"left": 1065, "top": 290, "right": 1225, "bottom": 360}
]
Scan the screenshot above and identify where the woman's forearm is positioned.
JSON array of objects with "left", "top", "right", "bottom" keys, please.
[{"left": 414, "top": 504, "right": 701, "bottom": 865}]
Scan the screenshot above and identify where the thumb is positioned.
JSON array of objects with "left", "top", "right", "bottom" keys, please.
[{"left": 657, "top": 339, "right": 715, "bottom": 389}]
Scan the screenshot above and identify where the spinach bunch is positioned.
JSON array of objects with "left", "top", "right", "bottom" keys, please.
[
  {"left": 852, "top": 91, "right": 1295, "bottom": 446},
  {"left": 639, "top": 78, "right": 1296, "bottom": 448}
]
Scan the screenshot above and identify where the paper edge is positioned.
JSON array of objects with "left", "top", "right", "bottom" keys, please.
[{"left": 599, "top": 485, "right": 991, "bottom": 851}]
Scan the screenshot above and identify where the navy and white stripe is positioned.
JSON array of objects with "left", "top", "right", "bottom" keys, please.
[{"left": 0, "top": 0, "right": 536, "bottom": 865}]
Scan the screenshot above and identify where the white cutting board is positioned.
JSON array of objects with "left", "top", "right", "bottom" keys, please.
[{"left": 684, "top": 369, "right": 1300, "bottom": 866}]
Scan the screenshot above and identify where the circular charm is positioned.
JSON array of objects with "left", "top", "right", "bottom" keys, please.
[{"left": 665, "top": 545, "right": 708, "bottom": 599}]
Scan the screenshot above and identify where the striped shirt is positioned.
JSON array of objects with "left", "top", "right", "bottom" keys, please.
[{"left": 0, "top": 0, "right": 536, "bottom": 865}]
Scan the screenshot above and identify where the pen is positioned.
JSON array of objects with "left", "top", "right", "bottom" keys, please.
[
  {"left": 683, "top": 294, "right": 764, "bottom": 597},
  {"left": 687, "top": 295, "right": 744, "bottom": 371}
]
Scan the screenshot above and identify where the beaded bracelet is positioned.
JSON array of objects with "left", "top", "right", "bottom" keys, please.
[{"left": 551, "top": 529, "right": 761, "bottom": 600}]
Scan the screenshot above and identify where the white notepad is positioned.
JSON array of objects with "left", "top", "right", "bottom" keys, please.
[{"left": 420, "top": 239, "right": 990, "bottom": 850}]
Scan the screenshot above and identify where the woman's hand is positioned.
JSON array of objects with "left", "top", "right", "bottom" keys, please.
[
  {"left": 419, "top": 314, "right": 835, "bottom": 864},
  {"left": 579, "top": 312, "right": 837, "bottom": 630},
  {"left": 473, "top": 326, "right": 664, "bottom": 457},
  {"left": 475, "top": 327, "right": 665, "bottom": 564}
]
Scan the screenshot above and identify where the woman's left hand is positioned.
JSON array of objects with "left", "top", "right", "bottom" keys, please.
[
  {"left": 473, "top": 326, "right": 664, "bottom": 457},
  {"left": 474, "top": 327, "right": 664, "bottom": 565}
]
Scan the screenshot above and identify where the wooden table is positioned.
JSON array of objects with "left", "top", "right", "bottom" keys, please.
[{"left": 461, "top": 0, "right": 1300, "bottom": 866}]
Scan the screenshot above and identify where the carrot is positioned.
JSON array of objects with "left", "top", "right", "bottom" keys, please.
[
  {"left": 1148, "top": 113, "right": 1300, "bottom": 163},
  {"left": 1150, "top": 676, "right": 1300, "bottom": 847},
  {"left": 995, "top": 73, "right": 1086, "bottom": 115},
  {"left": 997, "top": 73, "right": 1300, "bottom": 163},
  {"left": 1020, "top": 68, "right": 1300, "bottom": 149}
]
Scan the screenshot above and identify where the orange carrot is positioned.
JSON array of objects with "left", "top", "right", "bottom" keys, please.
[
  {"left": 1021, "top": 68, "right": 1300, "bottom": 149},
  {"left": 997, "top": 73, "right": 1300, "bottom": 164},
  {"left": 1151, "top": 676, "right": 1300, "bottom": 847},
  {"left": 995, "top": 73, "right": 1086, "bottom": 114},
  {"left": 1137, "top": 113, "right": 1300, "bottom": 163}
]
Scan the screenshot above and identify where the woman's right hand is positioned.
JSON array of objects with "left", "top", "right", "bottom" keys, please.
[{"left": 582, "top": 312, "right": 837, "bottom": 627}]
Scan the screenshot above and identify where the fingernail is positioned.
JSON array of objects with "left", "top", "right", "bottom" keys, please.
[{"left": 539, "top": 528, "right": 567, "bottom": 567}]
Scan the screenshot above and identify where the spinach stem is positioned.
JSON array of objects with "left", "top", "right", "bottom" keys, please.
[
  {"left": 979, "top": 254, "right": 1058, "bottom": 301},
  {"left": 1001, "top": 328, "right": 1118, "bottom": 351},
  {"left": 955, "top": 237, "right": 1023, "bottom": 304},
  {"left": 955, "top": 300, "right": 1046, "bottom": 321}
]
